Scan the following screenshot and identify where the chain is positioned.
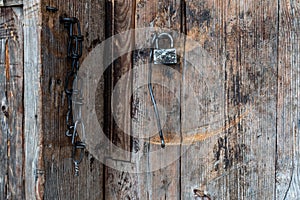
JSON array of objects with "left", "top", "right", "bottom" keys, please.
[{"left": 60, "top": 17, "right": 86, "bottom": 176}]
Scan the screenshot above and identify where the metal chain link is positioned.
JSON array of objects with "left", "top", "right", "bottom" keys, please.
[{"left": 60, "top": 17, "right": 85, "bottom": 176}]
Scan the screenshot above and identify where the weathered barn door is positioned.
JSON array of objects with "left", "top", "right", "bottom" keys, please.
[
  {"left": 0, "top": 0, "right": 299, "bottom": 199},
  {"left": 103, "top": 0, "right": 300, "bottom": 199}
]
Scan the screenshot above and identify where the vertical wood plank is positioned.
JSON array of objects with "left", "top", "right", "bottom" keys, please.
[
  {"left": 105, "top": 161, "right": 139, "bottom": 199},
  {"left": 40, "top": 0, "right": 105, "bottom": 200},
  {"left": 223, "top": 1, "right": 278, "bottom": 198},
  {"left": 181, "top": 1, "right": 226, "bottom": 198},
  {"left": 5, "top": 7, "right": 24, "bottom": 200},
  {"left": 131, "top": 0, "right": 182, "bottom": 199},
  {"left": 181, "top": 0, "right": 279, "bottom": 199},
  {"left": 107, "top": 0, "right": 134, "bottom": 160},
  {"left": 23, "top": 0, "right": 44, "bottom": 199},
  {"left": 104, "top": 0, "right": 136, "bottom": 199},
  {"left": 276, "top": 0, "right": 300, "bottom": 198},
  {"left": 0, "top": 10, "right": 9, "bottom": 199}
]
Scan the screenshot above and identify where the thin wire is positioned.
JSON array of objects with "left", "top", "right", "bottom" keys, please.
[{"left": 148, "top": 34, "right": 165, "bottom": 148}]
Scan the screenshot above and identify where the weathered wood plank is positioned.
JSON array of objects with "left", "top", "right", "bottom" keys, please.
[
  {"left": 40, "top": 0, "right": 105, "bottom": 200},
  {"left": 105, "top": 160, "right": 138, "bottom": 199},
  {"left": 0, "top": 0, "right": 295, "bottom": 199},
  {"left": 221, "top": 1, "right": 278, "bottom": 198},
  {"left": 180, "top": 1, "right": 226, "bottom": 199},
  {"left": 0, "top": 26, "right": 8, "bottom": 200},
  {"left": 23, "top": 0, "right": 44, "bottom": 199},
  {"left": 276, "top": 0, "right": 300, "bottom": 199},
  {"left": 104, "top": 0, "right": 136, "bottom": 198},
  {"left": 181, "top": 0, "right": 279, "bottom": 199},
  {"left": 131, "top": 0, "right": 182, "bottom": 199},
  {"left": 108, "top": 0, "right": 134, "bottom": 160},
  {"left": 5, "top": 7, "right": 24, "bottom": 200},
  {"left": 0, "top": 7, "right": 24, "bottom": 200}
]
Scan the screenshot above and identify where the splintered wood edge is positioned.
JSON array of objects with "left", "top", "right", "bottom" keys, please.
[{"left": 149, "top": 105, "right": 251, "bottom": 146}]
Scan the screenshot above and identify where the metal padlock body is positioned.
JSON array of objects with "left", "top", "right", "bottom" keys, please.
[{"left": 153, "top": 33, "right": 177, "bottom": 65}]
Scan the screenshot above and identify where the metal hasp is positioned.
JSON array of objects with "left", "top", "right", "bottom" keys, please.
[
  {"left": 153, "top": 33, "right": 177, "bottom": 65},
  {"left": 149, "top": 33, "right": 177, "bottom": 148}
]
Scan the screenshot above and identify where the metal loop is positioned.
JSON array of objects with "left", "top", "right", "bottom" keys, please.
[
  {"left": 65, "top": 128, "right": 73, "bottom": 137},
  {"left": 71, "top": 59, "right": 80, "bottom": 72},
  {"left": 72, "top": 75, "right": 83, "bottom": 96},
  {"left": 66, "top": 109, "right": 73, "bottom": 124},
  {"left": 65, "top": 71, "right": 76, "bottom": 94},
  {"left": 72, "top": 101, "right": 82, "bottom": 123},
  {"left": 71, "top": 36, "right": 79, "bottom": 56},
  {"left": 66, "top": 31, "right": 82, "bottom": 58},
  {"left": 60, "top": 17, "right": 77, "bottom": 30},
  {"left": 72, "top": 120, "right": 86, "bottom": 145},
  {"left": 60, "top": 17, "right": 78, "bottom": 24},
  {"left": 75, "top": 20, "right": 82, "bottom": 35},
  {"left": 72, "top": 143, "right": 85, "bottom": 165},
  {"left": 155, "top": 32, "right": 174, "bottom": 49},
  {"left": 75, "top": 141, "right": 86, "bottom": 149}
]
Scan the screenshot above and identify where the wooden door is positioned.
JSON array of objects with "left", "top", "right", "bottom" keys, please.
[
  {"left": 103, "top": 0, "right": 300, "bottom": 199},
  {"left": 0, "top": 0, "right": 299, "bottom": 199}
]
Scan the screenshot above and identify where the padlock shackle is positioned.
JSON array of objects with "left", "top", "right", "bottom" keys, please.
[{"left": 155, "top": 32, "right": 174, "bottom": 49}]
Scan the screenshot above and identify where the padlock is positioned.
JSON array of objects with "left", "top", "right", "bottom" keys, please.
[{"left": 153, "top": 33, "right": 177, "bottom": 65}]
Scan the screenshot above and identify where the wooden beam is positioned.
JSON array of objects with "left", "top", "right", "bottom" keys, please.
[
  {"left": 0, "top": 6, "right": 25, "bottom": 200},
  {"left": 23, "top": 0, "right": 44, "bottom": 199},
  {"left": 276, "top": 0, "right": 300, "bottom": 198},
  {"left": 104, "top": 0, "right": 136, "bottom": 198}
]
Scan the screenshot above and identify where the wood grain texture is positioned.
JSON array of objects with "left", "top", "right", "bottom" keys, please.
[
  {"left": 106, "top": 0, "right": 134, "bottom": 160},
  {"left": 104, "top": 0, "right": 136, "bottom": 199},
  {"left": 0, "top": 10, "right": 10, "bottom": 200},
  {"left": 105, "top": 161, "right": 139, "bottom": 199},
  {"left": 24, "top": 1, "right": 44, "bottom": 199},
  {"left": 181, "top": 0, "right": 279, "bottom": 199},
  {"left": 0, "top": 0, "right": 298, "bottom": 199},
  {"left": 130, "top": 0, "right": 183, "bottom": 199},
  {"left": 0, "top": 7, "right": 25, "bottom": 199},
  {"left": 0, "top": 6, "right": 24, "bottom": 200},
  {"left": 180, "top": 1, "right": 226, "bottom": 198},
  {"left": 40, "top": 0, "right": 105, "bottom": 200},
  {"left": 3, "top": 8, "right": 24, "bottom": 200},
  {"left": 276, "top": 0, "right": 300, "bottom": 199},
  {"left": 0, "top": 8, "right": 23, "bottom": 199}
]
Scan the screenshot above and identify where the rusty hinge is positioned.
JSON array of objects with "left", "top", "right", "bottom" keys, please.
[{"left": 0, "top": 0, "right": 23, "bottom": 7}]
